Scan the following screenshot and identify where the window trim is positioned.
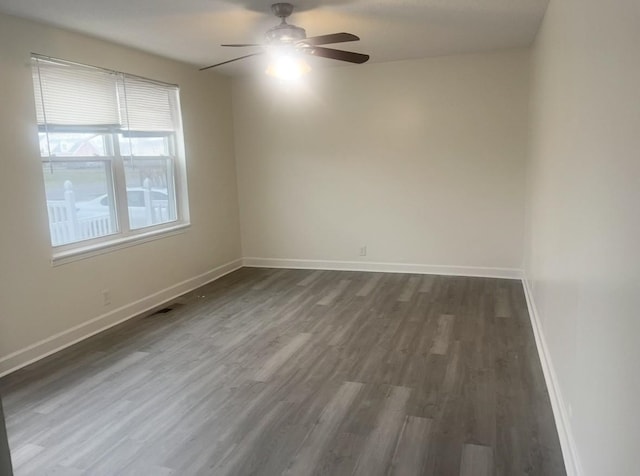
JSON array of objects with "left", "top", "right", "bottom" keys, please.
[
  {"left": 51, "top": 222, "right": 190, "bottom": 266},
  {"left": 32, "top": 54, "right": 191, "bottom": 259}
]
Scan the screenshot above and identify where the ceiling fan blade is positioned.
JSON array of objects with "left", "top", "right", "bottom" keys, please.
[
  {"left": 199, "top": 52, "right": 264, "bottom": 71},
  {"left": 299, "top": 32, "right": 360, "bottom": 46},
  {"left": 304, "top": 47, "right": 370, "bottom": 64},
  {"left": 221, "top": 43, "right": 262, "bottom": 47}
]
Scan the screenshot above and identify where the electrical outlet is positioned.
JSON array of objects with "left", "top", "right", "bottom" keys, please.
[
  {"left": 102, "top": 289, "right": 111, "bottom": 306},
  {"left": 359, "top": 246, "right": 367, "bottom": 257}
]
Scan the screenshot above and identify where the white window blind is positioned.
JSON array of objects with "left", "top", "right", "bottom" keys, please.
[
  {"left": 32, "top": 58, "right": 121, "bottom": 128},
  {"left": 32, "top": 55, "right": 180, "bottom": 133},
  {"left": 120, "top": 76, "right": 178, "bottom": 133}
]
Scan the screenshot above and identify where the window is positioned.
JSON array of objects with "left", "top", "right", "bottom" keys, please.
[{"left": 31, "top": 55, "right": 189, "bottom": 254}]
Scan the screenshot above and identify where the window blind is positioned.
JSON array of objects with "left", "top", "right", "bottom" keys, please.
[
  {"left": 32, "top": 55, "right": 180, "bottom": 133},
  {"left": 119, "top": 76, "right": 178, "bottom": 133},
  {"left": 32, "top": 57, "right": 121, "bottom": 128}
]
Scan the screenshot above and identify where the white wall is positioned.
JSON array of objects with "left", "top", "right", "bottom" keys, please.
[
  {"left": 525, "top": 0, "right": 640, "bottom": 474},
  {"left": 233, "top": 50, "right": 530, "bottom": 274},
  {"left": 0, "top": 13, "right": 241, "bottom": 374}
]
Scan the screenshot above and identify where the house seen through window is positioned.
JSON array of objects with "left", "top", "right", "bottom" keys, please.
[{"left": 32, "top": 55, "right": 189, "bottom": 251}]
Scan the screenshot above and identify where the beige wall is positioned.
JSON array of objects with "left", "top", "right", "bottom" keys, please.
[
  {"left": 526, "top": 0, "right": 640, "bottom": 474},
  {"left": 233, "top": 50, "right": 529, "bottom": 273},
  {"left": 0, "top": 13, "right": 241, "bottom": 373}
]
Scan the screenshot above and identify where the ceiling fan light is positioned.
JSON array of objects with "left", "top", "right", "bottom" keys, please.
[{"left": 265, "top": 55, "right": 311, "bottom": 80}]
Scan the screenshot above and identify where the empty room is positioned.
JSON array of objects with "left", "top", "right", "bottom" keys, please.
[{"left": 0, "top": 0, "right": 638, "bottom": 475}]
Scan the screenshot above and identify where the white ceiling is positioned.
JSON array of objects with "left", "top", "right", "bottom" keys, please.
[{"left": 0, "top": 0, "right": 548, "bottom": 75}]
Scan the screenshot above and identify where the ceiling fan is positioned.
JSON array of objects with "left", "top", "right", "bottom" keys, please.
[{"left": 200, "top": 2, "right": 370, "bottom": 72}]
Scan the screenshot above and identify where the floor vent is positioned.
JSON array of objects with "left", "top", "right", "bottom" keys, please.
[
  {"left": 147, "top": 303, "right": 181, "bottom": 317},
  {"left": 154, "top": 307, "right": 173, "bottom": 314}
]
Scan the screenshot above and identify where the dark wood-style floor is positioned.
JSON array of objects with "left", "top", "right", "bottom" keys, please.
[{"left": 0, "top": 268, "right": 565, "bottom": 475}]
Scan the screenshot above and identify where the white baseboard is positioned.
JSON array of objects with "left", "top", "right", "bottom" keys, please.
[
  {"left": 243, "top": 257, "right": 522, "bottom": 279},
  {"left": 0, "top": 258, "right": 243, "bottom": 378},
  {"left": 522, "top": 277, "right": 583, "bottom": 476}
]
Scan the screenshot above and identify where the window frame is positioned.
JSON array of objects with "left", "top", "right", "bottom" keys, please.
[{"left": 32, "top": 55, "right": 190, "bottom": 263}]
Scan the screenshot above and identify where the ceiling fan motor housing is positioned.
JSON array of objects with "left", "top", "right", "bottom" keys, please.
[
  {"left": 265, "top": 23, "right": 306, "bottom": 43},
  {"left": 265, "top": 3, "right": 306, "bottom": 43}
]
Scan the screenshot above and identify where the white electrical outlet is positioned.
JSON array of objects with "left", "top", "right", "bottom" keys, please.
[
  {"left": 359, "top": 246, "right": 367, "bottom": 256},
  {"left": 102, "top": 289, "right": 111, "bottom": 306}
]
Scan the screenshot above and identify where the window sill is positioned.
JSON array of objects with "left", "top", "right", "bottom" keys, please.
[{"left": 51, "top": 222, "right": 190, "bottom": 266}]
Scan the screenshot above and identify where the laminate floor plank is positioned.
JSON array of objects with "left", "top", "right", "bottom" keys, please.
[
  {"left": 8, "top": 443, "right": 43, "bottom": 470},
  {"left": 317, "top": 279, "right": 352, "bottom": 306},
  {"left": 285, "top": 381, "right": 363, "bottom": 476},
  {"left": 495, "top": 287, "right": 511, "bottom": 318},
  {"left": 254, "top": 332, "right": 312, "bottom": 382},
  {"left": 388, "top": 415, "right": 432, "bottom": 476},
  {"left": 356, "top": 273, "right": 382, "bottom": 297},
  {"left": 297, "top": 270, "right": 324, "bottom": 287},
  {"left": 418, "top": 275, "right": 435, "bottom": 293},
  {"left": 353, "top": 385, "right": 412, "bottom": 476},
  {"left": 397, "top": 276, "right": 421, "bottom": 302},
  {"left": 460, "top": 443, "right": 493, "bottom": 476},
  {"left": 430, "top": 314, "right": 455, "bottom": 355},
  {"left": 0, "top": 269, "right": 565, "bottom": 476}
]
